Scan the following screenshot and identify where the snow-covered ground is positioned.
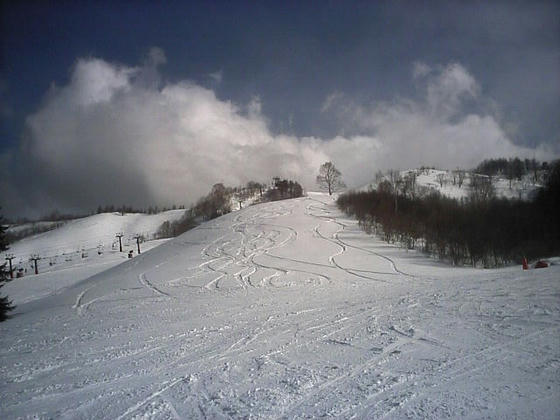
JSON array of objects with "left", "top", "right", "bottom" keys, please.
[
  {"left": 2, "top": 239, "right": 172, "bottom": 306},
  {"left": 1, "top": 210, "right": 185, "bottom": 305},
  {"left": 2, "top": 210, "right": 185, "bottom": 277},
  {"left": 361, "top": 168, "right": 542, "bottom": 200},
  {"left": 5, "top": 210, "right": 185, "bottom": 258},
  {"left": 1, "top": 193, "right": 558, "bottom": 418}
]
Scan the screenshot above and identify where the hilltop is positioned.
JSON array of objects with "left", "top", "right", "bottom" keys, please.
[{"left": 360, "top": 167, "right": 543, "bottom": 201}]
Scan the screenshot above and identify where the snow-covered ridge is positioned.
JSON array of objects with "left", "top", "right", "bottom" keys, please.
[
  {"left": 2, "top": 210, "right": 185, "bottom": 262},
  {"left": 6, "top": 220, "right": 65, "bottom": 235},
  {"left": 360, "top": 168, "right": 542, "bottom": 200}
]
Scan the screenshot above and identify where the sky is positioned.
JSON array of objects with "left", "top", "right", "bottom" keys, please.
[{"left": 1, "top": 0, "right": 559, "bottom": 219}]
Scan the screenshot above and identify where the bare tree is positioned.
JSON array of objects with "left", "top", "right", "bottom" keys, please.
[
  {"left": 374, "top": 170, "right": 385, "bottom": 185},
  {"left": 246, "top": 181, "right": 263, "bottom": 196},
  {"left": 452, "top": 169, "right": 466, "bottom": 187},
  {"left": 469, "top": 174, "right": 495, "bottom": 202},
  {"left": 457, "top": 170, "right": 466, "bottom": 188},
  {"left": 195, "top": 183, "right": 232, "bottom": 220},
  {"left": 387, "top": 170, "right": 402, "bottom": 213},
  {"left": 316, "top": 162, "right": 345, "bottom": 195},
  {"left": 402, "top": 171, "right": 417, "bottom": 198},
  {"left": 436, "top": 173, "right": 446, "bottom": 188}
]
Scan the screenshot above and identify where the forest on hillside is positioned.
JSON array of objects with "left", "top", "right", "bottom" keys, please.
[
  {"left": 337, "top": 160, "right": 560, "bottom": 267},
  {"left": 157, "top": 178, "right": 304, "bottom": 239}
]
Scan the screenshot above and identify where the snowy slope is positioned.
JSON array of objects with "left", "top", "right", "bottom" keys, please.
[
  {"left": 1, "top": 238, "right": 172, "bottom": 306},
  {"left": 1, "top": 194, "right": 558, "bottom": 418},
  {"left": 6, "top": 220, "right": 64, "bottom": 234},
  {"left": 361, "top": 168, "right": 541, "bottom": 200},
  {"left": 4, "top": 210, "right": 186, "bottom": 259},
  {"left": 2, "top": 210, "right": 185, "bottom": 276},
  {"left": 1, "top": 211, "right": 186, "bottom": 304}
]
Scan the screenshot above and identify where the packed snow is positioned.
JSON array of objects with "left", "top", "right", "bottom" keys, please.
[
  {"left": 1, "top": 193, "right": 558, "bottom": 418},
  {"left": 6, "top": 210, "right": 186, "bottom": 259},
  {"left": 1, "top": 211, "right": 185, "bottom": 302},
  {"left": 1, "top": 238, "right": 172, "bottom": 306}
]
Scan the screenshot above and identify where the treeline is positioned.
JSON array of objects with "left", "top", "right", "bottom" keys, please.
[
  {"left": 156, "top": 183, "right": 232, "bottom": 239},
  {"left": 96, "top": 204, "right": 185, "bottom": 215},
  {"left": 337, "top": 160, "right": 559, "bottom": 267},
  {"left": 194, "top": 183, "right": 233, "bottom": 221},
  {"left": 7, "top": 204, "right": 187, "bottom": 225},
  {"left": 475, "top": 157, "right": 549, "bottom": 183},
  {"left": 156, "top": 177, "right": 304, "bottom": 239},
  {"left": 156, "top": 210, "right": 198, "bottom": 239},
  {"left": 8, "top": 210, "right": 87, "bottom": 225},
  {"left": 5, "top": 222, "right": 65, "bottom": 244},
  {"left": 264, "top": 178, "right": 304, "bottom": 201},
  {"left": 6, "top": 208, "right": 83, "bottom": 243}
]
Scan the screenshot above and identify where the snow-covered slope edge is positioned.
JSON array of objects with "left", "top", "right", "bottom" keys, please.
[
  {"left": 4, "top": 210, "right": 186, "bottom": 259},
  {"left": 1, "top": 194, "right": 558, "bottom": 419},
  {"left": 0, "top": 210, "right": 186, "bottom": 304},
  {"left": 360, "top": 168, "right": 542, "bottom": 200}
]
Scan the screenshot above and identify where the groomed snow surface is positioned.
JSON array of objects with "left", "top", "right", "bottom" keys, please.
[
  {"left": 1, "top": 193, "right": 558, "bottom": 419},
  {"left": 1, "top": 210, "right": 186, "bottom": 306},
  {"left": 6, "top": 209, "right": 186, "bottom": 260}
]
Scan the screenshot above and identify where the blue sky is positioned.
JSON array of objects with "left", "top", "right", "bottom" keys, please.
[{"left": 1, "top": 1, "right": 559, "bottom": 217}]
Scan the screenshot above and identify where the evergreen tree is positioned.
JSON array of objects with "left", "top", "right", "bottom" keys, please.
[{"left": 0, "top": 212, "right": 15, "bottom": 321}]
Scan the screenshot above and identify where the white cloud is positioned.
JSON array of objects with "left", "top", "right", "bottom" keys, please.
[
  {"left": 426, "top": 63, "right": 479, "bottom": 118},
  {"left": 412, "top": 61, "right": 431, "bottom": 79},
  {"left": 70, "top": 58, "right": 135, "bottom": 106},
  {"left": 321, "top": 91, "right": 344, "bottom": 113},
  {"left": 209, "top": 70, "right": 223, "bottom": 84},
  {"left": 341, "top": 64, "right": 535, "bottom": 174},
  {"left": 16, "top": 63, "right": 325, "bottom": 213},
  {"left": 2, "top": 55, "right": 553, "bottom": 217}
]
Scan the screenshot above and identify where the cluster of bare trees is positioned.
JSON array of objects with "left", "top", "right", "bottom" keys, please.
[
  {"left": 156, "top": 213, "right": 198, "bottom": 239},
  {"left": 96, "top": 204, "right": 186, "bottom": 215},
  {"left": 338, "top": 160, "right": 559, "bottom": 267},
  {"left": 231, "top": 182, "right": 266, "bottom": 209},
  {"left": 158, "top": 182, "right": 236, "bottom": 239},
  {"left": 265, "top": 178, "right": 303, "bottom": 201},
  {"left": 476, "top": 157, "right": 549, "bottom": 186},
  {"left": 468, "top": 174, "right": 495, "bottom": 202},
  {"left": 157, "top": 178, "right": 303, "bottom": 239},
  {"left": 5, "top": 222, "right": 65, "bottom": 244},
  {"left": 194, "top": 183, "right": 232, "bottom": 221}
]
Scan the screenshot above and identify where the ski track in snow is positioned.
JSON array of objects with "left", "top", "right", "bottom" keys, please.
[
  {"left": 305, "top": 197, "right": 413, "bottom": 278},
  {"left": 138, "top": 272, "right": 172, "bottom": 298},
  {"left": 1, "top": 193, "right": 559, "bottom": 419}
]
